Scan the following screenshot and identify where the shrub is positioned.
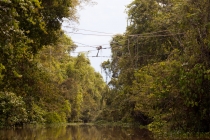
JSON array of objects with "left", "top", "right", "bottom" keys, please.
[
  {"left": 44, "top": 112, "right": 62, "bottom": 124},
  {"left": 0, "top": 92, "right": 27, "bottom": 127}
]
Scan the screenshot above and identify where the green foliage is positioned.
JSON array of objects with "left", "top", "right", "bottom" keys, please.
[
  {"left": 61, "top": 53, "right": 106, "bottom": 122},
  {"left": 29, "top": 103, "right": 46, "bottom": 124},
  {"left": 62, "top": 100, "right": 71, "bottom": 118},
  {"left": 100, "top": 0, "right": 210, "bottom": 134},
  {"left": 0, "top": 0, "right": 105, "bottom": 128},
  {"left": 0, "top": 0, "right": 81, "bottom": 91},
  {"left": 0, "top": 64, "right": 5, "bottom": 82},
  {"left": 45, "top": 112, "right": 62, "bottom": 124},
  {"left": 0, "top": 92, "right": 27, "bottom": 127}
]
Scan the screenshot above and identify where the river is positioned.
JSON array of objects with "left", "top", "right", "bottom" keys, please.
[
  {"left": 0, "top": 124, "right": 208, "bottom": 140},
  {"left": 0, "top": 124, "right": 153, "bottom": 140}
]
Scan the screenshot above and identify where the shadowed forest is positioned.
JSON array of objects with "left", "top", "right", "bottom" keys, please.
[{"left": 0, "top": 0, "right": 210, "bottom": 136}]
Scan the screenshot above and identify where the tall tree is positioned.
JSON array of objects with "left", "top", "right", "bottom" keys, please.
[{"left": 100, "top": 0, "right": 210, "bottom": 133}]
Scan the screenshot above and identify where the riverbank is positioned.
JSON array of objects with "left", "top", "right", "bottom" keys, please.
[{"left": 93, "top": 121, "right": 210, "bottom": 140}]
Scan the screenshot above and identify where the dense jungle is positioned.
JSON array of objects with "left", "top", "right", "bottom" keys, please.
[{"left": 0, "top": 0, "right": 210, "bottom": 137}]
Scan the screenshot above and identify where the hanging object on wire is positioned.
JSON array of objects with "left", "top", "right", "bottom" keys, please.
[{"left": 96, "top": 46, "right": 102, "bottom": 57}]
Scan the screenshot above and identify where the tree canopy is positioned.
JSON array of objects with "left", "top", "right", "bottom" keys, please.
[
  {"left": 100, "top": 0, "right": 210, "bottom": 134},
  {"left": 0, "top": 0, "right": 107, "bottom": 127}
]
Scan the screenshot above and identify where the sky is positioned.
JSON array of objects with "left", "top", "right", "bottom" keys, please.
[{"left": 62, "top": 0, "right": 132, "bottom": 81}]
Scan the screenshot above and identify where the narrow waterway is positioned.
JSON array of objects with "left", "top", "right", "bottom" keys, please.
[
  {"left": 0, "top": 124, "right": 209, "bottom": 140},
  {"left": 0, "top": 124, "right": 153, "bottom": 140}
]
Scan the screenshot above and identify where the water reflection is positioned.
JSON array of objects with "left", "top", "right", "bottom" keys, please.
[{"left": 0, "top": 124, "right": 153, "bottom": 140}]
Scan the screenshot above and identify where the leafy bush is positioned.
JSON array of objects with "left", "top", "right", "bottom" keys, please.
[
  {"left": 0, "top": 92, "right": 27, "bottom": 127},
  {"left": 29, "top": 103, "right": 46, "bottom": 124},
  {"left": 44, "top": 112, "right": 62, "bottom": 124}
]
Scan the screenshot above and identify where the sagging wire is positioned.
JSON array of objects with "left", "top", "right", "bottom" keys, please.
[{"left": 62, "top": 26, "right": 115, "bottom": 35}]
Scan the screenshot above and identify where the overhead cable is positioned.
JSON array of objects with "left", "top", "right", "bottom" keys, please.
[
  {"left": 59, "top": 44, "right": 110, "bottom": 48},
  {"left": 73, "top": 42, "right": 110, "bottom": 48},
  {"left": 64, "top": 31, "right": 114, "bottom": 36},
  {"left": 128, "top": 33, "right": 183, "bottom": 37},
  {"left": 64, "top": 30, "right": 183, "bottom": 37},
  {"left": 63, "top": 26, "right": 115, "bottom": 34},
  {"left": 63, "top": 25, "right": 183, "bottom": 37},
  {"left": 71, "top": 47, "right": 111, "bottom": 53},
  {"left": 87, "top": 56, "right": 111, "bottom": 58}
]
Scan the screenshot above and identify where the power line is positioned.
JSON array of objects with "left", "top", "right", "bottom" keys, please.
[
  {"left": 39, "top": 52, "right": 169, "bottom": 57},
  {"left": 129, "top": 33, "right": 183, "bottom": 37},
  {"left": 87, "top": 56, "right": 111, "bottom": 58},
  {"left": 64, "top": 31, "right": 115, "bottom": 36},
  {"left": 62, "top": 26, "right": 179, "bottom": 37},
  {"left": 71, "top": 50, "right": 98, "bottom": 53},
  {"left": 58, "top": 44, "right": 110, "bottom": 48},
  {"left": 63, "top": 26, "right": 115, "bottom": 35},
  {"left": 38, "top": 47, "right": 111, "bottom": 54},
  {"left": 73, "top": 42, "right": 110, "bottom": 48},
  {"left": 52, "top": 31, "right": 182, "bottom": 54},
  {"left": 64, "top": 30, "right": 183, "bottom": 38},
  {"left": 50, "top": 29, "right": 184, "bottom": 57},
  {"left": 62, "top": 24, "right": 184, "bottom": 38},
  {"left": 58, "top": 40, "right": 127, "bottom": 48},
  {"left": 71, "top": 47, "right": 111, "bottom": 53},
  {"left": 128, "top": 30, "right": 170, "bottom": 36},
  {"left": 72, "top": 42, "right": 96, "bottom": 48}
]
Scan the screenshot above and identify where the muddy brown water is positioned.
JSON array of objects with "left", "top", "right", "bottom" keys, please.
[
  {"left": 0, "top": 124, "right": 208, "bottom": 140},
  {"left": 0, "top": 124, "right": 153, "bottom": 140}
]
